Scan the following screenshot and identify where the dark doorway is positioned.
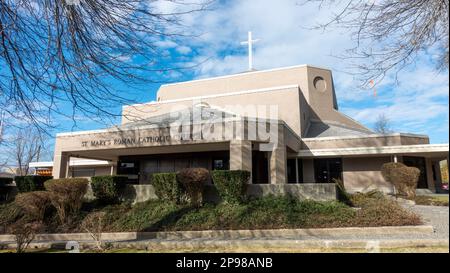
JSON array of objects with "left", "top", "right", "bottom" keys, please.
[
  {"left": 287, "top": 159, "right": 297, "bottom": 183},
  {"left": 314, "top": 158, "right": 343, "bottom": 183},
  {"left": 403, "top": 156, "right": 428, "bottom": 189},
  {"left": 252, "top": 151, "right": 269, "bottom": 184}
]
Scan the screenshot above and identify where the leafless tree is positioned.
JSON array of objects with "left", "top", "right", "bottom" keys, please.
[
  {"left": 303, "top": 0, "right": 449, "bottom": 86},
  {"left": 8, "top": 128, "right": 49, "bottom": 175},
  {"left": 373, "top": 113, "right": 392, "bottom": 135},
  {"left": 0, "top": 0, "right": 211, "bottom": 132}
]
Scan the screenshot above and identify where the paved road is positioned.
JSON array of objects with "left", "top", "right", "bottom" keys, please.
[{"left": 403, "top": 204, "right": 449, "bottom": 240}]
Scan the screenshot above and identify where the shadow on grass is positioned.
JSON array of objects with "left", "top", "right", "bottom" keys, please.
[{"left": 140, "top": 206, "right": 197, "bottom": 232}]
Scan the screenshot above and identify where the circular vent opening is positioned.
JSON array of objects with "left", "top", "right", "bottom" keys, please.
[{"left": 313, "top": 76, "right": 327, "bottom": 92}]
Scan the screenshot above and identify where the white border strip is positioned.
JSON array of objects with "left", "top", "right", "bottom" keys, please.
[
  {"left": 297, "top": 144, "right": 449, "bottom": 157},
  {"left": 302, "top": 133, "right": 429, "bottom": 142}
]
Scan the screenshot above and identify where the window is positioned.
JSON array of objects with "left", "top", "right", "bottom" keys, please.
[
  {"left": 72, "top": 168, "right": 95, "bottom": 178},
  {"left": 118, "top": 161, "right": 139, "bottom": 175},
  {"left": 212, "top": 158, "right": 229, "bottom": 170},
  {"left": 314, "top": 158, "right": 342, "bottom": 183},
  {"left": 117, "top": 160, "right": 140, "bottom": 184},
  {"left": 287, "top": 158, "right": 304, "bottom": 184}
]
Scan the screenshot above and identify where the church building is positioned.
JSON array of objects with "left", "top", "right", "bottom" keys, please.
[{"left": 39, "top": 64, "right": 448, "bottom": 196}]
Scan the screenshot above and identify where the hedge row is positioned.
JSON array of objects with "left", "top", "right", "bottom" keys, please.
[
  {"left": 212, "top": 170, "right": 250, "bottom": 204},
  {"left": 14, "top": 176, "right": 53, "bottom": 192},
  {"left": 91, "top": 175, "right": 128, "bottom": 204},
  {"left": 152, "top": 169, "right": 250, "bottom": 205},
  {"left": 14, "top": 178, "right": 89, "bottom": 224},
  {"left": 0, "top": 177, "right": 13, "bottom": 187}
]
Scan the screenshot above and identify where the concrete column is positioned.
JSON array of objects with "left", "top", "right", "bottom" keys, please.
[
  {"left": 433, "top": 160, "right": 443, "bottom": 192},
  {"left": 110, "top": 164, "right": 117, "bottom": 175},
  {"left": 425, "top": 158, "right": 436, "bottom": 192},
  {"left": 229, "top": 140, "right": 252, "bottom": 173},
  {"left": 52, "top": 152, "right": 70, "bottom": 179},
  {"left": 269, "top": 147, "right": 287, "bottom": 184}
]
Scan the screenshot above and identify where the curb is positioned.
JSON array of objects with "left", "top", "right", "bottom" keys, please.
[
  {"left": 1, "top": 238, "right": 448, "bottom": 253},
  {"left": 112, "top": 238, "right": 449, "bottom": 253},
  {"left": 0, "top": 225, "right": 434, "bottom": 242}
]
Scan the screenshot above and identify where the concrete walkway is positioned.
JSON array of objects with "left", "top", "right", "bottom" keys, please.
[{"left": 402, "top": 204, "right": 449, "bottom": 240}]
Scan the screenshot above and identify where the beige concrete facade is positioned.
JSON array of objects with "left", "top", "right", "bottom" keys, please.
[{"left": 46, "top": 64, "right": 448, "bottom": 195}]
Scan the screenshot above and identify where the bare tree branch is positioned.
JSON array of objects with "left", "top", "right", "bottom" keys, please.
[
  {"left": 0, "top": 0, "right": 212, "bottom": 132},
  {"left": 303, "top": 0, "right": 449, "bottom": 86}
]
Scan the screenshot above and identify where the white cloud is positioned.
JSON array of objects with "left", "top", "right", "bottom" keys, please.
[
  {"left": 168, "top": 0, "right": 448, "bottom": 143},
  {"left": 176, "top": 45, "right": 192, "bottom": 54},
  {"left": 154, "top": 40, "right": 178, "bottom": 49}
]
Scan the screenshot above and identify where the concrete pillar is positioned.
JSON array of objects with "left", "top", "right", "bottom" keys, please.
[
  {"left": 434, "top": 160, "right": 443, "bottom": 192},
  {"left": 52, "top": 152, "right": 70, "bottom": 179},
  {"left": 229, "top": 140, "right": 252, "bottom": 173},
  {"left": 269, "top": 147, "right": 287, "bottom": 184},
  {"left": 302, "top": 159, "right": 315, "bottom": 183},
  {"left": 425, "top": 158, "right": 436, "bottom": 192},
  {"left": 110, "top": 164, "right": 116, "bottom": 176}
]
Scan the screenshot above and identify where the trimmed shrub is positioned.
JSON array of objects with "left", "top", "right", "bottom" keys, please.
[
  {"left": 391, "top": 166, "right": 420, "bottom": 199},
  {"left": 91, "top": 175, "right": 127, "bottom": 204},
  {"left": 211, "top": 170, "right": 250, "bottom": 204},
  {"left": 177, "top": 168, "right": 209, "bottom": 207},
  {"left": 151, "top": 173, "right": 183, "bottom": 203},
  {"left": 0, "top": 177, "right": 13, "bottom": 187},
  {"left": 15, "top": 191, "right": 52, "bottom": 222},
  {"left": 381, "top": 162, "right": 420, "bottom": 199},
  {"left": 14, "top": 176, "right": 53, "bottom": 192},
  {"left": 381, "top": 162, "right": 407, "bottom": 184},
  {"left": 44, "top": 178, "right": 89, "bottom": 223}
]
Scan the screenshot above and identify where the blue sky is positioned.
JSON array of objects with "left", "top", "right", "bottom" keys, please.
[{"left": 51, "top": 0, "right": 449, "bottom": 149}]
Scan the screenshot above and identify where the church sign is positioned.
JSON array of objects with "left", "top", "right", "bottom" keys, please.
[{"left": 81, "top": 135, "right": 171, "bottom": 148}]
